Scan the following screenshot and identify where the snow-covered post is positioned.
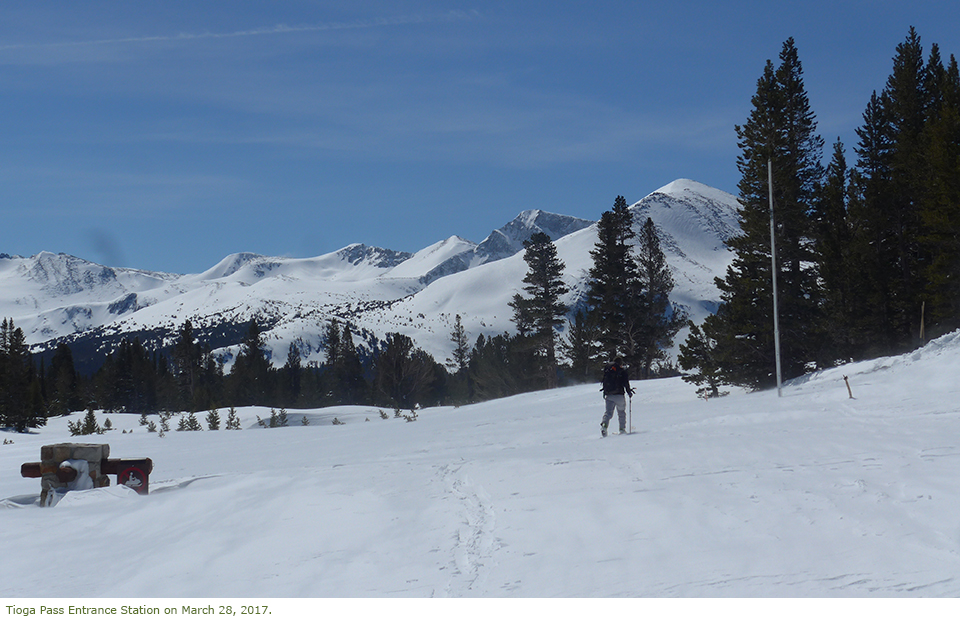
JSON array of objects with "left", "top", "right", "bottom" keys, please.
[{"left": 843, "top": 375, "right": 854, "bottom": 400}]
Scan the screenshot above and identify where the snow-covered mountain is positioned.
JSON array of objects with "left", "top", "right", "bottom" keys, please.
[
  {"left": 417, "top": 210, "right": 594, "bottom": 285},
  {"left": 0, "top": 179, "right": 740, "bottom": 370}
]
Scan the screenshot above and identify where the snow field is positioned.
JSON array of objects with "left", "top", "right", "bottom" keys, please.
[{"left": 3, "top": 332, "right": 960, "bottom": 598}]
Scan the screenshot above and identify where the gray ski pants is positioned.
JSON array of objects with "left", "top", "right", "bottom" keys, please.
[{"left": 602, "top": 394, "right": 627, "bottom": 430}]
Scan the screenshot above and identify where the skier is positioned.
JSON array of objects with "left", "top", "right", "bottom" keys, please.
[{"left": 600, "top": 357, "right": 633, "bottom": 436}]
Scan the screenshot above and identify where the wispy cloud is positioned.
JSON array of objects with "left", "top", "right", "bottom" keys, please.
[{"left": 0, "top": 10, "right": 479, "bottom": 52}]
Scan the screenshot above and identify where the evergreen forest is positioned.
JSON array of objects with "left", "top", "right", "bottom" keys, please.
[{"left": 680, "top": 29, "right": 960, "bottom": 394}]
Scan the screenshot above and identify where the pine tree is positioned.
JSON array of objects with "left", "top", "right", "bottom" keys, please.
[
  {"left": 91, "top": 338, "right": 160, "bottom": 414},
  {"left": 336, "top": 325, "right": 367, "bottom": 405},
  {"left": 636, "top": 217, "right": 687, "bottom": 378},
  {"left": 225, "top": 406, "right": 242, "bottom": 430},
  {"left": 882, "top": 27, "right": 931, "bottom": 346},
  {"left": 321, "top": 319, "right": 342, "bottom": 403},
  {"left": 206, "top": 408, "right": 221, "bottom": 430},
  {"left": 848, "top": 90, "right": 898, "bottom": 356},
  {"left": 0, "top": 319, "right": 46, "bottom": 431},
  {"left": 448, "top": 314, "right": 470, "bottom": 375},
  {"left": 373, "top": 333, "right": 438, "bottom": 409},
  {"left": 707, "top": 39, "right": 824, "bottom": 389},
  {"left": 921, "top": 53, "right": 960, "bottom": 336},
  {"left": 586, "top": 196, "right": 645, "bottom": 364},
  {"left": 446, "top": 314, "right": 472, "bottom": 403},
  {"left": 159, "top": 412, "right": 172, "bottom": 435},
  {"left": 80, "top": 408, "right": 102, "bottom": 435},
  {"left": 172, "top": 320, "right": 202, "bottom": 411},
  {"left": 319, "top": 319, "right": 367, "bottom": 405},
  {"left": 846, "top": 28, "right": 960, "bottom": 351},
  {"left": 323, "top": 319, "right": 341, "bottom": 370},
  {"left": 468, "top": 333, "right": 524, "bottom": 401},
  {"left": 812, "top": 139, "right": 859, "bottom": 362},
  {"left": 678, "top": 320, "right": 726, "bottom": 399},
  {"left": 230, "top": 320, "right": 272, "bottom": 406},
  {"left": 282, "top": 342, "right": 302, "bottom": 407},
  {"left": 509, "top": 232, "right": 569, "bottom": 388},
  {"left": 47, "top": 343, "right": 81, "bottom": 416},
  {"left": 263, "top": 409, "right": 278, "bottom": 428},
  {"left": 195, "top": 343, "right": 223, "bottom": 411},
  {"left": 186, "top": 412, "right": 202, "bottom": 431}
]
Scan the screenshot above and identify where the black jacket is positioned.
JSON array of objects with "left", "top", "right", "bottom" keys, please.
[{"left": 602, "top": 363, "right": 632, "bottom": 396}]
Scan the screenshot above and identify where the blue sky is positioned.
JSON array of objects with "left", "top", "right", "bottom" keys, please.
[{"left": 2, "top": 1, "right": 958, "bottom": 274}]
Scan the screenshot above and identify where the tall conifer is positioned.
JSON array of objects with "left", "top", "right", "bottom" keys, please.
[
  {"left": 336, "top": 325, "right": 367, "bottom": 404},
  {"left": 707, "top": 38, "right": 824, "bottom": 389},
  {"left": 586, "top": 196, "right": 645, "bottom": 364},
  {"left": 921, "top": 54, "right": 960, "bottom": 335},
  {"left": 812, "top": 140, "right": 858, "bottom": 362},
  {"left": 883, "top": 27, "right": 930, "bottom": 345},
  {"left": 636, "top": 217, "right": 687, "bottom": 377},
  {"left": 510, "top": 232, "right": 569, "bottom": 387}
]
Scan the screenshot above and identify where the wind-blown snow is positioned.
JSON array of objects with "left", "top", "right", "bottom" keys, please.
[{"left": 3, "top": 331, "right": 960, "bottom": 597}]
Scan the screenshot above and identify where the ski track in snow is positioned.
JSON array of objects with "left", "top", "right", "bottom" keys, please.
[{"left": 438, "top": 463, "right": 500, "bottom": 596}]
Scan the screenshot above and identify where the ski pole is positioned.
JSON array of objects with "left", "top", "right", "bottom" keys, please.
[{"left": 628, "top": 394, "right": 632, "bottom": 434}]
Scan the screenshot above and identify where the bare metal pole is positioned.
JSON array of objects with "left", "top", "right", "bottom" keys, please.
[{"left": 768, "top": 158, "right": 783, "bottom": 397}]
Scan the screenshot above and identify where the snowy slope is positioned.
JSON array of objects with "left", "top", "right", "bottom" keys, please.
[
  {"left": 631, "top": 179, "right": 741, "bottom": 348},
  {"left": 3, "top": 330, "right": 960, "bottom": 597},
  {"left": 633, "top": 179, "right": 740, "bottom": 310},
  {"left": 388, "top": 179, "right": 740, "bottom": 359},
  {"left": 2, "top": 179, "right": 739, "bottom": 368},
  {"left": 384, "top": 236, "right": 478, "bottom": 280},
  {"left": 416, "top": 210, "right": 594, "bottom": 286}
]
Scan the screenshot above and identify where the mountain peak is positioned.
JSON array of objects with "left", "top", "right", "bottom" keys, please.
[
  {"left": 19, "top": 251, "right": 121, "bottom": 297},
  {"left": 478, "top": 209, "right": 594, "bottom": 259},
  {"left": 200, "top": 252, "right": 266, "bottom": 280},
  {"left": 651, "top": 179, "right": 738, "bottom": 205},
  {"left": 335, "top": 244, "right": 412, "bottom": 269},
  {"left": 631, "top": 179, "right": 741, "bottom": 272}
]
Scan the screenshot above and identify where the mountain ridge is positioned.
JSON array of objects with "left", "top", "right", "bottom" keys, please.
[{"left": 1, "top": 179, "right": 741, "bottom": 371}]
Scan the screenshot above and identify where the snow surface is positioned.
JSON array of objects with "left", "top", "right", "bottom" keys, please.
[{"left": 3, "top": 331, "right": 960, "bottom": 598}]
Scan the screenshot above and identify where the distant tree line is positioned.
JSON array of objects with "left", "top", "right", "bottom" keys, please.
[
  {"left": 680, "top": 30, "right": 960, "bottom": 394},
  {"left": 0, "top": 319, "right": 46, "bottom": 432},
  {"left": 1, "top": 192, "right": 688, "bottom": 430}
]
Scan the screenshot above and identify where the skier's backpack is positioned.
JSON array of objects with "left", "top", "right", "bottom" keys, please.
[{"left": 601, "top": 364, "right": 620, "bottom": 394}]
